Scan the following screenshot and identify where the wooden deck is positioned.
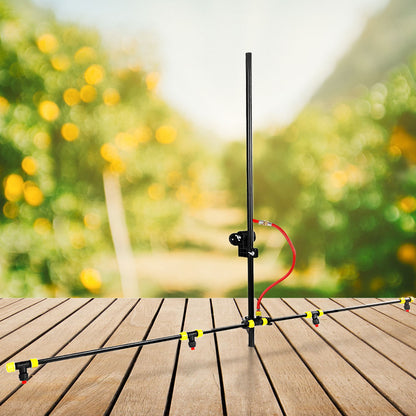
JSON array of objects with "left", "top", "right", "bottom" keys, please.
[{"left": 0, "top": 298, "right": 415, "bottom": 415}]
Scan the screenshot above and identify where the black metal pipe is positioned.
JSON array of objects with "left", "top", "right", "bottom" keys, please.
[
  {"left": 245, "top": 52, "right": 255, "bottom": 347},
  {"left": 38, "top": 334, "right": 181, "bottom": 365},
  {"left": 35, "top": 323, "right": 245, "bottom": 366},
  {"left": 268, "top": 298, "right": 409, "bottom": 324},
  {"left": 6, "top": 297, "right": 413, "bottom": 382},
  {"left": 319, "top": 298, "right": 403, "bottom": 315}
]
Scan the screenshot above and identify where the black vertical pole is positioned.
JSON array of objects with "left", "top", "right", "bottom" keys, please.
[{"left": 246, "top": 52, "right": 255, "bottom": 347}]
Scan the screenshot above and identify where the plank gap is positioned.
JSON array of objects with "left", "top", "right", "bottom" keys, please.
[
  {"left": 0, "top": 298, "right": 24, "bottom": 311},
  {"left": 233, "top": 298, "right": 287, "bottom": 416},
  {"left": 352, "top": 298, "right": 416, "bottom": 331},
  {"left": 210, "top": 298, "right": 228, "bottom": 416},
  {"left": 104, "top": 298, "right": 164, "bottom": 416},
  {"left": 0, "top": 299, "right": 84, "bottom": 365},
  {"left": 44, "top": 299, "right": 141, "bottom": 415},
  {"left": 281, "top": 299, "right": 408, "bottom": 416},
  {"left": 268, "top": 299, "right": 351, "bottom": 416},
  {"left": 163, "top": 298, "right": 188, "bottom": 416},
  {"left": 307, "top": 299, "right": 416, "bottom": 381},
  {"left": 0, "top": 299, "right": 46, "bottom": 324},
  {"left": 330, "top": 298, "right": 416, "bottom": 352}
]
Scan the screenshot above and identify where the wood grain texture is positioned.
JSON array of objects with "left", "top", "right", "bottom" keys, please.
[
  {"left": 354, "top": 298, "right": 416, "bottom": 331},
  {"left": 110, "top": 298, "right": 185, "bottom": 416},
  {"left": 234, "top": 298, "right": 341, "bottom": 416},
  {"left": 262, "top": 298, "right": 402, "bottom": 416},
  {"left": 0, "top": 298, "right": 59, "bottom": 336},
  {"left": 0, "top": 298, "right": 414, "bottom": 416},
  {"left": 0, "top": 298, "right": 112, "bottom": 401},
  {"left": 380, "top": 298, "right": 416, "bottom": 316},
  {"left": 169, "top": 298, "right": 223, "bottom": 416},
  {"left": 0, "top": 298, "right": 87, "bottom": 363},
  {"left": 0, "top": 299, "right": 44, "bottom": 322},
  {"left": 0, "top": 299, "right": 136, "bottom": 415},
  {"left": 284, "top": 298, "right": 416, "bottom": 416},
  {"left": 0, "top": 298, "right": 26, "bottom": 311},
  {"left": 332, "top": 298, "right": 416, "bottom": 349},
  {"left": 212, "top": 298, "right": 283, "bottom": 416},
  {"left": 308, "top": 298, "right": 416, "bottom": 376},
  {"left": 50, "top": 298, "right": 162, "bottom": 416}
]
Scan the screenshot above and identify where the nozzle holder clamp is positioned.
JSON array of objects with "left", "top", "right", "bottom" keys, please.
[{"left": 229, "top": 231, "right": 258, "bottom": 258}]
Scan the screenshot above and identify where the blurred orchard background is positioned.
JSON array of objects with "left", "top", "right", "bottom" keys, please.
[{"left": 0, "top": 0, "right": 415, "bottom": 298}]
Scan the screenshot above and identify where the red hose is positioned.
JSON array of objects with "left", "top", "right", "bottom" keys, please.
[{"left": 253, "top": 219, "right": 296, "bottom": 311}]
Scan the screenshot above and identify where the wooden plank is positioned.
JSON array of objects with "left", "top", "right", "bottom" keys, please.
[
  {"left": 234, "top": 298, "right": 341, "bottom": 416},
  {"left": 309, "top": 298, "right": 416, "bottom": 376},
  {"left": 0, "top": 298, "right": 45, "bottom": 324},
  {"left": 110, "top": 298, "right": 185, "bottom": 415},
  {"left": 285, "top": 298, "right": 416, "bottom": 416},
  {"left": 332, "top": 298, "right": 416, "bottom": 349},
  {"left": 49, "top": 298, "right": 161, "bottom": 416},
  {"left": 353, "top": 297, "right": 416, "bottom": 331},
  {"left": 0, "top": 298, "right": 136, "bottom": 415},
  {"left": 0, "top": 298, "right": 24, "bottom": 310},
  {"left": 380, "top": 297, "right": 416, "bottom": 316},
  {"left": 0, "top": 298, "right": 112, "bottom": 402},
  {"left": 0, "top": 298, "right": 88, "bottom": 364},
  {"left": 212, "top": 298, "right": 283, "bottom": 416},
  {"left": 169, "top": 298, "right": 223, "bottom": 416},
  {"left": 262, "top": 298, "right": 401, "bottom": 416}
]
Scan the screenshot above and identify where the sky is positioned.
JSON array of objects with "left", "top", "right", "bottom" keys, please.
[{"left": 31, "top": 0, "right": 389, "bottom": 140}]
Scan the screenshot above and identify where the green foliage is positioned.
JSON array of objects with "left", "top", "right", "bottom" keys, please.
[
  {"left": 223, "top": 65, "right": 416, "bottom": 297},
  {"left": 0, "top": 1, "right": 207, "bottom": 296}
]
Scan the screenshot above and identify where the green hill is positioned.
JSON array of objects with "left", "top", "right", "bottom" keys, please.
[{"left": 311, "top": 0, "right": 416, "bottom": 105}]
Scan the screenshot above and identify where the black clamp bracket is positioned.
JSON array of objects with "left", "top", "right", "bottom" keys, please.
[{"left": 229, "top": 231, "right": 258, "bottom": 258}]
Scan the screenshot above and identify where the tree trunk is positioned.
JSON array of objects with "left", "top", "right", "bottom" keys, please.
[{"left": 103, "top": 170, "right": 139, "bottom": 297}]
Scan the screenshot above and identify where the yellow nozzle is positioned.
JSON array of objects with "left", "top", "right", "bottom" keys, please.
[{"left": 6, "top": 362, "right": 15, "bottom": 373}]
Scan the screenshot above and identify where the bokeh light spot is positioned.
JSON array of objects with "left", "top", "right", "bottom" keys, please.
[
  {"left": 33, "top": 132, "right": 51, "bottom": 149},
  {"left": 155, "top": 125, "right": 177, "bottom": 144},
  {"left": 148, "top": 183, "right": 165, "bottom": 200},
  {"left": 3, "top": 202, "right": 18, "bottom": 219},
  {"left": 133, "top": 126, "right": 152, "bottom": 143},
  {"left": 80, "top": 268, "right": 102, "bottom": 292},
  {"left": 103, "top": 88, "right": 120, "bottom": 106},
  {"left": 0, "top": 96, "right": 10, "bottom": 114},
  {"left": 51, "top": 55, "right": 70, "bottom": 71},
  {"left": 399, "top": 196, "right": 416, "bottom": 213},
  {"left": 63, "top": 88, "right": 80, "bottom": 106},
  {"left": 100, "top": 143, "right": 119, "bottom": 162},
  {"left": 74, "top": 46, "right": 96, "bottom": 64},
  {"left": 38, "top": 100, "right": 60, "bottom": 121},
  {"left": 61, "top": 122, "right": 79, "bottom": 141},
  {"left": 84, "top": 213, "right": 101, "bottom": 230},
  {"left": 71, "top": 232, "right": 86, "bottom": 249},
  {"left": 110, "top": 159, "right": 126, "bottom": 174},
  {"left": 21, "top": 156, "right": 37, "bottom": 175},
  {"left": 80, "top": 85, "right": 97, "bottom": 103},
  {"left": 23, "top": 182, "right": 43, "bottom": 206},
  {"left": 84, "top": 64, "right": 105, "bottom": 85},
  {"left": 34, "top": 218, "right": 52, "bottom": 235},
  {"left": 397, "top": 244, "right": 416, "bottom": 265},
  {"left": 4, "top": 174, "right": 24, "bottom": 201},
  {"left": 115, "top": 132, "right": 138, "bottom": 150},
  {"left": 36, "top": 33, "right": 58, "bottom": 54},
  {"left": 146, "top": 72, "right": 159, "bottom": 91}
]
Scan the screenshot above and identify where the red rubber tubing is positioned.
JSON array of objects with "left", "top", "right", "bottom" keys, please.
[{"left": 253, "top": 219, "right": 296, "bottom": 311}]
